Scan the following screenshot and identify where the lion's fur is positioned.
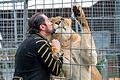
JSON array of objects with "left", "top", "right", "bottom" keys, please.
[
  {"left": 50, "top": 4, "right": 102, "bottom": 80},
  {"left": 72, "top": 4, "right": 102, "bottom": 80}
]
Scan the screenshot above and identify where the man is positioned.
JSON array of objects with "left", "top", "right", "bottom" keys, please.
[{"left": 13, "top": 13, "right": 63, "bottom": 80}]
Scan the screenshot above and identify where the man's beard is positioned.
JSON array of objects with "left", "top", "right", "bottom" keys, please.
[{"left": 45, "top": 26, "right": 55, "bottom": 34}]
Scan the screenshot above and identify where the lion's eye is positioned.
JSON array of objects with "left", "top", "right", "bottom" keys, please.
[
  {"left": 61, "top": 18, "right": 64, "bottom": 20},
  {"left": 55, "top": 21, "right": 61, "bottom": 25}
]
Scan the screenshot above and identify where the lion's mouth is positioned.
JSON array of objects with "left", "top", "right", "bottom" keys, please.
[{"left": 53, "top": 24, "right": 67, "bottom": 35}]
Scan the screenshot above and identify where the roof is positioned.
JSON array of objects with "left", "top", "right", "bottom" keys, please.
[{"left": 0, "top": 0, "right": 100, "bottom": 10}]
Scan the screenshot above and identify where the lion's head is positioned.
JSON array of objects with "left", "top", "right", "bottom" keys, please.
[
  {"left": 51, "top": 16, "right": 75, "bottom": 45},
  {"left": 51, "top": 16, "right": 97, "bottom": 65}
]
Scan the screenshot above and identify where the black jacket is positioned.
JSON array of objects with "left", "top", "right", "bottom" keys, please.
[{"left": 14, "top": 34, "right": 63, "bottom": 80}]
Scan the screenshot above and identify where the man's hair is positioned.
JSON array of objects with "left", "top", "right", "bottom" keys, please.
[{"left": 28, "top": 13, "right": 45, "bottom": 34}]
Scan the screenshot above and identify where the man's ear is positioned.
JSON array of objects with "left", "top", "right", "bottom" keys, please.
[{"left": 40, "top": 25, "right": 46, "bottom": 30}]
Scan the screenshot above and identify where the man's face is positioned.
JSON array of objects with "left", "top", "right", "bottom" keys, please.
[{"left": 42, "top": 15, "right": 53, "bottom": 34}]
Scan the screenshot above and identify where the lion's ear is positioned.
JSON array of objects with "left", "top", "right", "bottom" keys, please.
[
  {"left": 68, "top": 18, "right": 72, "bottom": 24},
  {"left": 55, "top": 16, "right": 62, "bottom": 19},
  {"left": 67, "top": 18, "right": 72, "bottom": 27},
  {"left": 50, "top": 17, "right": 55, "bottom": 21}
]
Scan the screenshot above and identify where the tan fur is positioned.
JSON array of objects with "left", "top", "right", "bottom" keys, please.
[
  {"left": 72, "top": 4, "right": 102, "bottom": 80},
  {"left": 51, "top": 17, "right": 81, "bottom": 80},
  {"left": 50, "top": 4, "right": 102, "bottom": 80}
]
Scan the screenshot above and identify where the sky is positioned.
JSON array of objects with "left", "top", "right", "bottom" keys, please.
[{"left": 0, "top": 0, "right": 99, "bottom": 10}]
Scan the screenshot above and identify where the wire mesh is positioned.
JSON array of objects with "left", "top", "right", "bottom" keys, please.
[
  {"left": 0, "top": 0, "right": 120, "bottom": 80},
  {"left": 0, "top": 0, "right": 26, "bottom": 80}
]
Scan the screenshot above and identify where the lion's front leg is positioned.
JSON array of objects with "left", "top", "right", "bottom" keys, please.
[
  {"left": 72, "top": 4, "right": 89, "bottom": 30},
  {"left": 72, "top": 4, "right": 97, "bottom": 65},
  {"left": 80, "top": 34, "right": 97, "bottom": 65}
]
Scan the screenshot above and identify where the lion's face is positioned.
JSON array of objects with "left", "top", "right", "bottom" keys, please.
[{"left": 51, "top": 16, "right": 73, "bottom": 42}]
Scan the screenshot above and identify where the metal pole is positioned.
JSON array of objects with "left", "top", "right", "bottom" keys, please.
[
  {"left": 13, "top": 0, "right": 17, "bottom": 45},
  {"left": 23, "top": 0, "right": 28, "bottom": 40},
  {"left": 115, "top": 0, "right": 120, "bottom": 77}
]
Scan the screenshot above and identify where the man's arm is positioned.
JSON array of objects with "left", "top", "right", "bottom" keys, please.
[{"left": 35, "top": 39, "right": 63, "bottom": 76}]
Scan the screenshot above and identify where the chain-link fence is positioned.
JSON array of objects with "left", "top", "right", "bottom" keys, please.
[
  {"left": 0, "top": 0, "right": 27, "bottom": 80},
  {"left": 0, "top": 0, "right": 120, "bottom": 80}
]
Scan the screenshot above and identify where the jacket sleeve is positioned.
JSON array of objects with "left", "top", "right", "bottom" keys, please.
[{"left": 35, "top": 39, "right": 63, "bottom": 76}]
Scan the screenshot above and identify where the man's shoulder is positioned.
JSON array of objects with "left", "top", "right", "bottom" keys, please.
[
  {"left": 29, "top": 34, "right": 48, "bottom": 44},
  {"left": 30, "top": 34, "right": 43, "bottom": 40}
]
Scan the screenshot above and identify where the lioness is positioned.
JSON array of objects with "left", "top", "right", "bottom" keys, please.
[{"left": 50, "top": 4, "right": 102, "bottom": 80}]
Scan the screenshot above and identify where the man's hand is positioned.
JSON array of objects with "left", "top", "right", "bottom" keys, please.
[
  {"left": 51, "top": 39, "right": 61, "bottom": 54},
  {"left": 50, "top": 39, "right": 63, "bottom": 60}
]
